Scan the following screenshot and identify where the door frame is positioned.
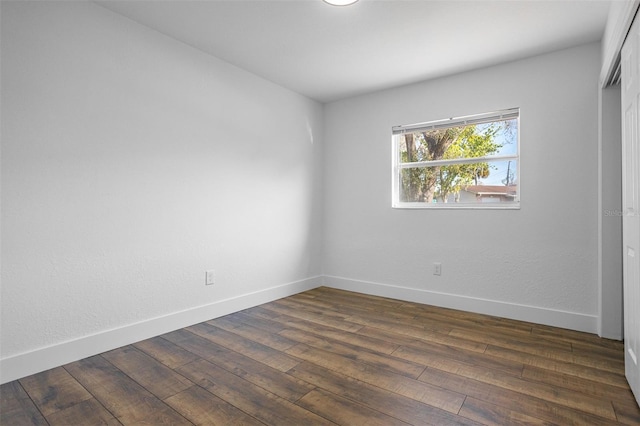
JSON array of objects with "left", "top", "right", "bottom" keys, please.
[{"left": 598, "top": 0, "right": 639, "bottom": 340}]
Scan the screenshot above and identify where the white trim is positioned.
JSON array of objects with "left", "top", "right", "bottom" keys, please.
[
  {"left": 0, "top": 276, "right": 322, "bottom": 384},
  {"left": 598, "top": 82, "right": 603, "bottom": 338},
  {"left": 392, "top": 108, "right": 520, "bottom": 134},
  {"left": 323, "top": 275, "right": 598, "bottom": 334},
  {"left": 596, "top": 0, "right": 637, "bottom": 340},
  {"left": 1, "top": 273, "right": 601, "bottom": 384},
  {"left": 392, "top": 202, "right": 520, "bottom": 210},
  {"left": 399, "top": 154, "right": 519, "bottom": 169}
]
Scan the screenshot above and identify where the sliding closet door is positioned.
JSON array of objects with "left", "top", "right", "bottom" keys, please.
[{"left": 621, "top": 14, "right": 640, "bottom": 405}]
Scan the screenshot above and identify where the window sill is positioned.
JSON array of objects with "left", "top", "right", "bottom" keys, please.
[{"left": 392, "top": 203, "right": 520, "bottom": 210}]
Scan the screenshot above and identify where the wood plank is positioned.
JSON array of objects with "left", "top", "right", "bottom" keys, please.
[
  {"left": 296, "top": 388, "right": 410, "bottom": 426},
  {"left": 419, "top": 367, "right": 621, "bottom": 426},
  {"left": 345, "top": 307, "right": 454, "bottom": 336},
  {"left": 18, "top": 366, "right": 93, "bottom": 416},
  {"left": 391, "top": 339, "right": 524, "bottom": 377},
  {"left": 163, "top": 328, "right": 314, "bottom": 402},
  {"left": 308, "top": 290, "right": 535, "bottom": 343},
  {"left": 451, "top": 327, "right": 624, "bottom": 373},
  {"left": 280, "top": 328, "right": 425, "bottom": 378},
  {"left": 570, "top": 341, "right": 625, "bottom": 364},
  {"left": 612, "top": 399, "right": 640, "bottom": 426},
  {"left": 285, "top": 343, "right": 466, "bottom": 414},
  {"left": 164, "top": 385, "right": 265, "bottom": 425},
  {"left": 206, "top": 315, "right": 297, "bottom": 351},
  {"left": 288, "top": 289, "right": 320, "bottom": 301},
  {"left": 0, "top": 381, "right": 48, "bottom": 426},
  {"left": 243, "top": 308, "right": 399, "bottom": 355},
  {"left": 224, "top": 311, "right": 288, "bottom": 334},
  {"left": 306, "top": 287, "right": 406, "bottom": 310},
  {"left": 289, "top": 361, "right": 482, "bottom": 426},
  {"left": 356, "top": 325, "right": 427, "bottom": 347},
  {"left": 417, "top": 360, "right": 618, "bottom": 420},
  {"left": 64, "top": 355, "right": 191, "bottom": 425},
  {"left": 522, "top": 365, "right": 638, "bottom": 404},
  {"left": 45, "top": 398, "right": 121, "bottom": 426},
  {"left": 236, "top": 306, "right": 294, "bottom": 326},
  {"left": 187, "top": 322, "right": 301, "bottom": 372},
  {"left": 399, "top": 302, "right": 535, "bottom": 335},
  {"left": 133, "top": 335, "right": 200, "bottom": 369},
  {"left": 303, "top": 299, "right": 484, "bottom": 354},
  {"left": 531, "top": 325, "right": 625, "bottom": 351},
  {"left": 449, "top": 327, "right": 572, "bottom": 356},
  {"left": 176, "top": 358, "right": 334, "bottom": 425},
  {"left": 275, "top": 296, "right": 359, "bottom": 319},
  {"left": 260, "top": 301, "right": 364, "bottom": 333},
  {"left": 485, "top": 344, "right": 629, "bottom": 388},
  {"left": 357, "top": 323, "right": 487, "bottom": 353},
  {"left": 162, "top": 328, "right": 230, "bottom": 360},
  {"left": 458, "top": 396, "right": 555, "bottom": 426},
  {"left": 101, "top": 345, "right": 193, "bottom": 400},
  {"left": 410, "top": 311, "right": 577, "bottom": 355},
  {"left": 288, "top": 292, "right": 418, "bottom": 324},
  {"left": 211, "top": 351, "right": 314, "bottom": 403}
]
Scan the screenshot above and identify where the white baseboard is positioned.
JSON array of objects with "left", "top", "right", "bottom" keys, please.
[
  {"left": 1, "top": 274, "right": 600, "bottom": 384},
  {"left": 323, "top": 275, "right": 598, "bottom": 334},
  {"left": 0, "top": 276, "right": 322, "bottom": 384}
]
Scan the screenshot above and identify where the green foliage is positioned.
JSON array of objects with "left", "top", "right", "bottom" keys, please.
[{"left": 400, "top": 123, "right": 504, "bottom": 203}]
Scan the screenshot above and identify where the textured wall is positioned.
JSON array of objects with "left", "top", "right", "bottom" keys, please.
[
  {"left": 323, "top": 43, "right": 601, "bottom": 320},
  {"left": 1, "top": 1, "right": 323, "bottom": 360}
]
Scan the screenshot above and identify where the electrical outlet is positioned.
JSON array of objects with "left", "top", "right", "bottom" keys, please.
[
  {"left": 205, "top": 270, "right": 215, "bottom": 285},
  {"left": 433, "top": 262, "right": 442, "bottom": 276}
]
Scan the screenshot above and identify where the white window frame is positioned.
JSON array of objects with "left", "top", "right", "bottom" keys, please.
[{"left": 392, "top": 108, "right": 520, "bottom": 209}]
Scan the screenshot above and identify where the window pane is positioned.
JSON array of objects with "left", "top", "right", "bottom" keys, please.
[
  {"left": 398, "top": 118, "right": 518, "bottom": 164},
  {"left": 399, "top": 160, "right": 518, "bottom": 204}
]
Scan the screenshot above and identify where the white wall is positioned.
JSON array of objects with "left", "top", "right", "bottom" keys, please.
[
  {"left": 323, "top": 43, "right": 602, "bottom": 332},
  {"left": 1, "top": 1, "right": 323, "bottom": 382}
]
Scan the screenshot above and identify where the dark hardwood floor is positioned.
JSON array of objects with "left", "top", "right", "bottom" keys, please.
[{"left": 2, "top": 287, "right": 639, "bottom": 425}]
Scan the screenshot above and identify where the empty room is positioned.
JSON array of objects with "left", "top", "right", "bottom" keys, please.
[{"left": 2, "top": 0, "right": 640, "bottom": 424}]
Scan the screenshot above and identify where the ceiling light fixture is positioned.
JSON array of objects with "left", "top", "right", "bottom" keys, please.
[{"left": 323, "top": 0, "right": 358, "bottom": 6}]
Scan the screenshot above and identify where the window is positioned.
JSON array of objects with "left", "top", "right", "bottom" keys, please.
[{"left": 392, "top": 108, "right": 520, "bottom": 209}]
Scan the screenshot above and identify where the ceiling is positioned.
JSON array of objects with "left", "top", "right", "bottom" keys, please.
[{"left": 96, "top": 0, "right": 612, "bottom": 103}]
